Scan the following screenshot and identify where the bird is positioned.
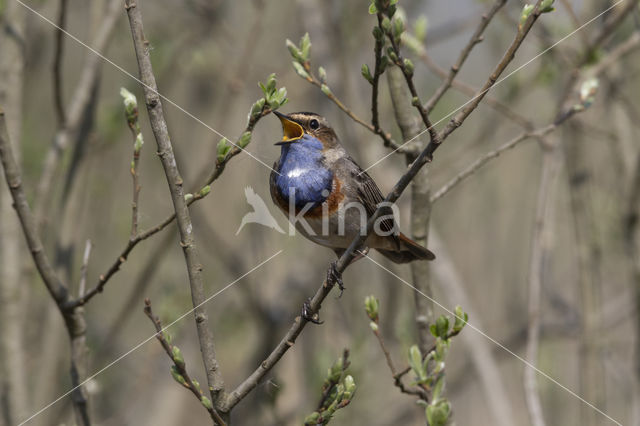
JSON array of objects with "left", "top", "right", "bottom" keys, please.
[
  {"left": 236, "top": 186, "right": 285, "bottom": 235},
  {"left": 269, "top": 111, "right": 435, "bottom": 268}
]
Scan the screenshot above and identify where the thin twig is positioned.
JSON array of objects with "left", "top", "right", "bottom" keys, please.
[
  {"left": 78, "top": 239, "right": 92, "bottom": 298},
  {"left": 144, "top": 299, "right": 227, "bottom": 426},
  {"left": 124, "top": 0, "right": 226, "bottom": 411},
  {"left": 52, "top": 0, "right": 68, "bottom": 126},
  {"left": 424, "top": 0, "right": 507, "bottom": 114}
]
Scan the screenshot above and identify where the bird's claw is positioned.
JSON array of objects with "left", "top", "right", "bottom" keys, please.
[
  {"left": 302, "top": 298, "right": 323, "bottom": 325},
  {"left": 327, "top": 261, "right": 344, "bottom": 298}
]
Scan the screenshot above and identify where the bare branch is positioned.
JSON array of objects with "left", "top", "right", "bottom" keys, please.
[
  {"left": 52, "top": 0, "right": 68, "bottom": 125},
  {"left": 124, "top": 0, "right": 226, "bottom": 410}
]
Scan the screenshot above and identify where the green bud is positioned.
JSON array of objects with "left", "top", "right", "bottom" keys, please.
[
  {"left": 408, "top": 345, "right": 427, "bottom": 382},
  {"left": 343, "top": 375, "right": 356, "bottom": 395},
  {"left": 170, "top": 365, "right": 187, "bottom": 386},
  {"left": 250, "top": 98, "right": 266, "bottom": 119},
  {"left": 540, "top": 0, "right": 555, "bottom": 13},
  {"left": 292, "top": 61, "right": 310, "bottom": 80},
  {"left": 320, "top": 84, "right": 333, "bottom": 97},
  {"left": 393, "top": 16, "right": 404, "bottom": 40},
  {"left": 238, "top": 131, "right": 252, "bottom": 149},
  {"left": 426, "top": 400, "right": 451, "bottom": 426},
  {"left": 200, "top": 396, "right": 213, "bottom": 410},
  {"left": 286, "top": 39, "right": 303, "bottom": 63},
  {"left": 318, "top": 66, "right": 327, "bottom": 84},
  {"left": 216, "top": 137, "right": 231, "bottom": 163},
  {"left": 430, "top": 315, "right": 450, "bottom": 339},
  {"left": 199, "top": 185, "right": 211, "bottom": 197},
  {"left": 386, "top": 47, "right": 398, "bottom": 62},
  {"left": 364, "top": 295, "right": 379, "bottom": 321},
  {"left": 403, "top": 58, "right": 414, "bottom": 76},
  {"left": 172, "top": 346, "right": 185, "bottom": 368},
  {"left": 453, "top": 305, "right": 468, "bottom": 333},
  {"left": 120, "top": 87, "right": 138, "bottom": 115},
  {"left": 300, "top": 32, "right": 312, "bottom": 61},
  {"left": 519, "top": 4, "right": 535, "bottom": 31},
  {"left": 192, "top": 379, "right": 201, "bottom": 393},
  {"left": 372, "top": 26, "right": 384, "bottom": 41},
  {"left": 361, "top": 64, "right": 373, "bottom": 84},
  {"left": 369, "top": 321, "right": 379, "bottom": 332},
  {"left": 411, "top": 96, "right": 420, "bottom": 106},
  {"left": 368, "top": 2, "right": 378, "bottom": 14},
  {"left": 379, "top": 55, "right": 389, "bottom": 72},
  {"left": 303, "top": 412, "right": 320, "bottom": 425},
  {"left": 414, "top": 15, "right": 428, "bottom": 42},
  {"left": 266, "top": 73, "right": 277, "bottom": 94},
  {"left": 381, "top": 16, "right": 391, "bottom": 33},
  {"left": 184, "top": 193, "right": 193, "bottom": 202},
  {"left": 328, "top": 357, "right": 343, "bottom": 382}
]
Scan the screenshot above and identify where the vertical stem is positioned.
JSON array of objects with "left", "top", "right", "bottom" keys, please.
[
  {"left": 524, "top": 141, "right": 561, "bottom": 426},
  {"left": 123, "top": 0, "right": 226, "bottom": 415},
  {"left": 386, "top": 66, "right": 434, "bottom": 353}
]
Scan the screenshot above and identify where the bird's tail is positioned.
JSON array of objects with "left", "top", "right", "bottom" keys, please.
[{"left": 376, "top": 233, "right": 436, "bottom": 264}]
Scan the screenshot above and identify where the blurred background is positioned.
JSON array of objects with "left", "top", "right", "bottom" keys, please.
[{"left": 0, "top": 0, "right": 638, "bottom": 425}]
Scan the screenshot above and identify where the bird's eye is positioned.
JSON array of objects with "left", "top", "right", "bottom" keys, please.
[{"left": 309, "top": 119, "right": 319, "bottom": 130}]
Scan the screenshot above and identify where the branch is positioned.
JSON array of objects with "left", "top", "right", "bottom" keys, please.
[
  {"left": 124, "top": 0, "right": 226, "bottom": 410},
  {"left": 144, "top": 299, "right": 226, "bottom": 426},
  {"left": 52, "top": 0, "right": 68, "bottom": 125},
  {"left": 423, "top": 0, "right": 507, "bottom": 114},
  {"left": 34, "top": 0, "right": 121, "bottom": 226}
]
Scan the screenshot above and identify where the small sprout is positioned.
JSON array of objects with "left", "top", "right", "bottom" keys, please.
[
  {"left": 381, "top": 16, "right": 391, "bottom": 33},
  {"left": 372, "top": 26, "right": 384, "bottom": 41},
  {"left": 369, "top": 321, "right": 379, "bottom": 332},
  {"left": 304, "top": 412, "right": 320, "bottom": 425},
  {"left": 286, "top": 39, "right": 304, "bottom": 63},
  {"left": 430, "top": 315, "right": 450, "bottom": 339},
  {"left": 170, "top": 366, "right": 187, "bottom": 386},
  {"left": 386, "top": 47, "right": 398, "bottom": 62},
  {"left": 327, "top": 357, "right": 343, "bottom": 383},
  {"left": 299, "top": 33, "right": 312, "bottom": 62},
  {"left": 318, "top": 66, "right": 327, "bottom": 84},
  {"left": 414, "top": 15, "right": 428, "bottom": 42},
  {"left": 393, "top": 16, "right": 405, "bottom": 41},
  {"left": 192, "top": 379, "right": 201, "bottom": 393},
  {"left": 200, "top": 396, "right": 213, "bottom": 410},
  {"left": 184, "top": 193, "right": 193, "bottom": 202},
  {"left": 238, "top": 131, "right": 252, "bottom": 149},
  {"left": 403, "top": 58, "right": 414, "bottom": 76},
  {"left": 408, "top": 345, "right": 427, "bottom": 383},
  {"left": 361, "top": 64, "right": 374, "bottom": 84},
  {"left": 453, "top": 305, "right": 468, "bottom": 333},
  {"left": 432, "top": 375, "right": 445, "bottom": 402},
  {"left": 368, "top": 1, "right": 378, "bottom": 14},
  {"left": 379, "top": 55, "right": 389, "bottom": 72},
  {"left": 426, "top": 400, "right": 451, "bottom": 426},
  {"left": 216, "top": 137, "right": 231, "bottom": 163},
  {"left": 364, "top": 295, "right": 379, "bottom": 322},
  {"left": 540, "top": 0, "right": 555, "bottom": 13},
  {"left": 250, "top": 98, "right": 266, "bottom": 119},
  {"left": 320, "top": 84, "right": 333, "bottom": 97},
  {"left": 411, "top": 96, "right": 420, "bottom": 106},
  {"left": 172, "top": 346, "right": 185, "bottom": 368},
  {"left": 343, "top": 375, "right": 356, "bottom": 397},
  {"left": 519, "top": 4, "right": 535, "bottom": 31},
  {"left": 120, "top": 87, "right": 138, "bottom": 115},
  {"left": 292, "top": 61, "right": 311, "bottom": 80},
  {"left": 199, "top": 185, "right": 211, "bottom": 197}
]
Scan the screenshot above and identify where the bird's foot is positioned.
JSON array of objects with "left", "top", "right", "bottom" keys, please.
[
  {"left": 302, "top": 298, "right": 323, "bottom": 325},
  {"left": 327, "top": 261, "right": 344, "bottom": 297}
]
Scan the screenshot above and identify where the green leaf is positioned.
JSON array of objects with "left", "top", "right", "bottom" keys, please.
[
  {"left": 381, "top": 16, "right": 391, "bottom": 33},
  {"left": 368, "top": 2, "right": 378, "bottom": 14},
  {"left": 216, "top": 138, "right": 231, "bottom": 163},
  {"left": 300, "top": 33, "right": 312, "bottom": 61},
  {"left": 292, "top": 61, "right": 310, "bottom": 80},
  {"left": 431, "top": 315, "right": 450, "bottom": 339},
  {"left": 453, "top": 305, "right": 468, "bottom": 333},
  {"left": 318, "top": 66, "right": 327, "bottom": 84},
  {"left": 426, "top": 400, "right": 451, "bottom": 426},
  {"left": 432, "top": 375, "right": 445, "bottom": 402},
  {"left": 266, "top": 73, "right": 277, "bottom": 94},
  {"left": 286, "top": 39, "right": 303, "bottom": 63},
  {"left": 372, "top": 26, "right": 384, "bottom": 41},
  {"left": 540, "top": 0, "right": 555, "bottom": 13},
  {"left": 408, "top": 345, "right": 426, "bottom": 382}
]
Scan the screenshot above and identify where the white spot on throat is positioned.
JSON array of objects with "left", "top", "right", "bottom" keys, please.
[{"left": 287, "top": 167, "right": 308, "bottom": 178}]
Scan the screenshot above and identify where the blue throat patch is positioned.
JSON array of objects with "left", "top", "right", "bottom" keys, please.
[{"left": 276, "top": 134, "right": 333, "bottom": 210}]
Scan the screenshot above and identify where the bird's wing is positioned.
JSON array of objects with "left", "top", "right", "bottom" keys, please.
[{"left": 339, "top": 155, "right": 398, "bottom": 241}]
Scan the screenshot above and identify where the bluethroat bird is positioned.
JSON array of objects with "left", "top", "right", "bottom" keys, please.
[{"left": 270, "top": 111, "right": 435, "bottom": 273}]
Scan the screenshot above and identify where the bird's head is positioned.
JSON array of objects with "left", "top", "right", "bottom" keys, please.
[{"left": 273, "top": 111, "right": 339, "bottom": 150}]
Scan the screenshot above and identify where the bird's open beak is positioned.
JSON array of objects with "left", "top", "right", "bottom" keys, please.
[{"left": 273, "top": 111, "right": 304, "bottom": 145}]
